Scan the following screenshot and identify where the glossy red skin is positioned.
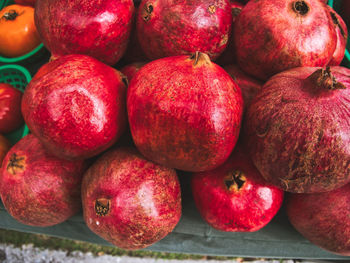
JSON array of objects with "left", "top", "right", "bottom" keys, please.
[
  {"left": 224, "top": 64, "right": 262, "bottom": 110},
  {"left": 327, "top": 6, "right": 348, "bottom": 66},
  {"left": 82, "top": 147, "right": 181, "bottom": 250},
  {"left": 234, "top": 0, "right": 337, "bottom": 80},
  {"left": 0, "top": 83, "right": 24, "bottom": 134},
  {"left": 287, "top": 183, "right": 350, "bottom": 256},
  {"left": 216, "top": 1, "right": 243, "bottom": 66},
  {"left": 0, "top": 134, "right": 87, "bottom": 226},
  {"left": 245, "top": 66, "right": 350, "bottom": 193},
  {"left": 137, "top": 0, "right": 232, "bottom": 60},
  {"left": 127, "top": 54, "right": 243, "bottom": 172},
  {"left": 14, "top": 0, "right": 35, "bottom": 6},
  {"left": 22, "top": 54, "right": 127, "bottom": 160},
  {"left": 121, "top": 62, "right": 146, "bottom": 82},
  {"left": 192, "top": 147, "right": 284, "bottom": 232},
  {"left": 34, "top": 0, "right": 134, "bottom": 65}
]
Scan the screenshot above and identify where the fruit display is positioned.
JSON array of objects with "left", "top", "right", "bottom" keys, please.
[{"left": 0, "top": 0, "right": 349, "bottom": 259}]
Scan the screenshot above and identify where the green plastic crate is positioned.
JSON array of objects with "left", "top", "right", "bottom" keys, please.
[{"left": 0, "top": 64, "right": 30, "bottom": 144}]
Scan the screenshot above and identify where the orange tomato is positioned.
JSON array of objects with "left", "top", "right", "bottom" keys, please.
[{"left": 0, "top": 5, "right": 41, "bottom": 57}]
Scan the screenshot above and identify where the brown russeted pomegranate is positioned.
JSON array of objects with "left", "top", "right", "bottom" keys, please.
[
  {"left": 22, "top": 54, "right": 127, "bottom": 160},
  {"left": 0, "top": 134, "right": 87, "bottom": 226},
  {"left": 82, "top": 147, "right": 181, "bottom": 250},
  {"left": 137, "top": 0, "right": 232, "bottom": 60},
  {"left": 127, "top": 52, "right": 243, "bottom": 172},
  {"left": 287, "top": 183, "right": 350, "bottom": 256},
  {"left": 234, "top": 0, "right": 337, "bottom": 80},
  {"left": 35, "top": 0, "right": 134, "bottom": 65},
  {"left": 326, "top": 6, "right": 348, "bottom": 66},
  {"left": 245, "top": 66, "right": 350, "bottom": 193}
]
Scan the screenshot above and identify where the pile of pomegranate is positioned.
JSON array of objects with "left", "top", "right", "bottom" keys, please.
[{"left": 0, "top": 0, "right": 350, "bottom": 256}]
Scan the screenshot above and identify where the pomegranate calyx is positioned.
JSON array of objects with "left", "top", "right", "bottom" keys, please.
[
  {"left": 6, "top": 153, "right": 25, "bottom": 175},
  {"left": 95, "top": 198, "right": 111, "bottom": 216},
  {"left": 143, "top": 3, "right": 153, "bottom": 22},
  {"left": 292, "top": 1, "right": 309, "bottom": 16},
  {"left": 190, "top": 52, "right": 211, "bottom": 67},
  {"left": 224, "top": 170, "right": 246, "bottom": 191},
  {"left": 308, "top": 67, "right": 346, "bottom": 91}
]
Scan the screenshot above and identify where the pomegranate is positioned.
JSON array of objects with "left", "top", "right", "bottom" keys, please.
[
  {"left": 127, "top": 52, "right": 243, "bottom": 172},
  {"left": 0, "top": 134, "right": 87, "bottom": 226},
  {"left": 216, "top": 0, "right": 244, "bottom": 66},
  {"left": 192, "top": 146, "right": 284, "bottom": 232},
  {"left": 234, "top": 0, "right": 337, "bottom": 80},
  {"left": 121, "top": 62, "right": 146, "bottom": 82},
  {"left": 245, "top": 66, "right": 350, "bottom": 193},
  {"left": 22, "top": 54, "right": 127, "bottom": 160},
  {"left": 136, "top": 0, "right": 232, "bottom": 60},
  {"left": 224, "top": 64, "right": 262, "bottom": 109},
  {"left": 34, "top": 0, "right": 134, "bottom": 65},
  {"left": 287, "top": 183, "right": 350, "bottom": 256},
  {"left": 326, "top": 6, "right": 348, "bottom": 66},
  {"left": 82, "top": 147, "right": 181, "bottom": 250}
]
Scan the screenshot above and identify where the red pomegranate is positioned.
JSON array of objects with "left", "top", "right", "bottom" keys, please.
[
  {"left": 224, "top": 64, "right": 262, "bottom": 109},
  {"left": 192, "top": 146, "right": 284, "bottom": 232},
  {"left": 127, "top": 52, "right": 243, "bottom": 172},
  {"left": 82, "top": 147, "right": 181, "bottom": 250},
  {"left": 136, "top": 0, "right": 232, "bottom": 60},
  {"left": 216, "top": 0, "right": 244, "bottom": 66},
  {"left": 22, "top": 54, "right": 127, "bottom": 160},
  {"left": 287, "top": 183, "right": 350, "bottom": 256},
  {"left": 34, "top": 0, "right": 134, "bottom": 65},
  {"left": 121, "top": 62, "right": 146, "bottom": 82},
  {"left": 326, "top": 6, "right": 348, "bottom": 66},
  {"left": 234, "top": 0, "right": 337, "bottom": 80},
  {"left": 245, "top": 66, "right": 350, "bottom": 193},
  {"left": 0, "top": 134, "right": 87, "bottom": 226}
]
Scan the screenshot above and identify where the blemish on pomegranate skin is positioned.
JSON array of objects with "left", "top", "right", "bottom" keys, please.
[{"left": 6, "top": 153, "right": 26, "bottom": 175}]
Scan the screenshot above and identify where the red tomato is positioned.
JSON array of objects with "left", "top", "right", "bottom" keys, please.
[{"left": 0, "top": 83, "right": 24, "bottom": 133}]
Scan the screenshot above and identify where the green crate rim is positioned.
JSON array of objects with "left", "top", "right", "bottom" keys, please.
[
  {"left": 0, "top": 43, "right": 45, "bottom": 64},
  {"left": 0, "top": 64, "right": 31, "bottom": 140}
]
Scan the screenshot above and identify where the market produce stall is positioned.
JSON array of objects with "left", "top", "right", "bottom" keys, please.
[{"left": 0, "top": 0, "right": 349, "bottom": 260}]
